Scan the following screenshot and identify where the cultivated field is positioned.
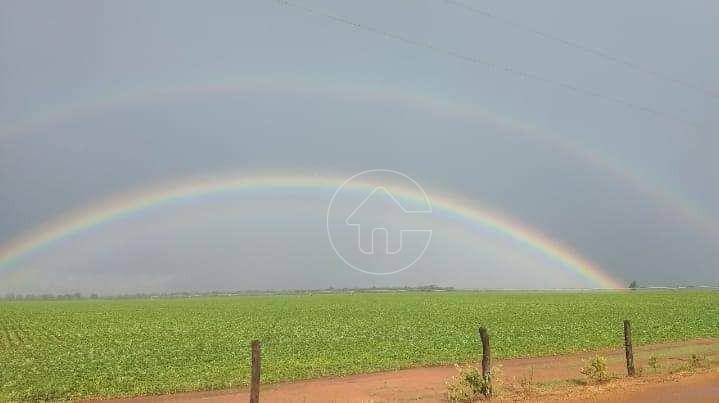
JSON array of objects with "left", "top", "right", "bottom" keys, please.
[{"left": 1, "top": 291, "right": 718, "bottom": 400}]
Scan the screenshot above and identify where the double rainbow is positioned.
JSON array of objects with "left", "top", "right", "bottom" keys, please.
[
  {"left": 0, "top": 173, "right": 625, "bottom": 289},
  {"left": 1, "top": 74, "right": 713, "bottom": 242}
]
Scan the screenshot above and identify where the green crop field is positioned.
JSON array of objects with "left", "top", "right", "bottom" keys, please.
[{"left": 1, "top": 290, "right": 718, "bottom": 400}]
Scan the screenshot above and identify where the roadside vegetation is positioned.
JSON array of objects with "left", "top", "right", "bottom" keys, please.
[
  {"left": 579, "top": 356, "right": 612, "bottom": 383},
  {"left": 446, "top": 365, "right": 492, "bottom": 402}
]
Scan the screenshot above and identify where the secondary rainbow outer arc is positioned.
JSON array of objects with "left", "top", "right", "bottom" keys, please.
[
  {"left": 1, "top": 75, "right": 714, "bottom": 241},
  {"left": 0, "top": 173, "right": 624, "bottom": 289}
]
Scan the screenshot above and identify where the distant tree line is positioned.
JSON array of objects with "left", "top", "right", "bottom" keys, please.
[
  {"left": 5, "top": 283, "right": 719, "bottom": 301},
  {"left": 1, "top": 284, "right": 457, "bottom": 301}
]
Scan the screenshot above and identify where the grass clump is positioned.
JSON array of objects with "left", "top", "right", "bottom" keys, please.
[
  {"left": 689, "top": 354, "right": 707, "bottom": 369},
  {"left": 637, "top": 354, "right": 661, "bottom": 376},
  {"left": 647, "top": 355, "right": 660, "bottom": 371},
  {"left": 446, "top": 365, "right": 492, "bottom": 402},
  {"left": 670, "top": 353, "right": 708, "bottom": 374},
  {"left": 579, "top": 356, "right": 611, "bottom": 383}
]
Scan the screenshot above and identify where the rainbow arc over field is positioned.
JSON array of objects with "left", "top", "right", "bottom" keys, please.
[
  {"left": 0, "top": 74, "right": 714, "bottom": 242},
  {"left": 0, "top": 173, "right": 624, "bottom": 289}
]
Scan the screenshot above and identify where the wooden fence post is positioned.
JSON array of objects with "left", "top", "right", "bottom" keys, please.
[
  {"left": 478, "top": 326, "right": 493, "bottom": 397},
  {"left": 623, "top": 320, "right": 636, "bottom": 376},
  {"left": 250, "top": 340, "right": 261, "bottom": 403}
]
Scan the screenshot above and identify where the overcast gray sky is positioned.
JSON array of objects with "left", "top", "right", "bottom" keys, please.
[{"left": 1, "top": 0, "right": 718, "bottom": 294}]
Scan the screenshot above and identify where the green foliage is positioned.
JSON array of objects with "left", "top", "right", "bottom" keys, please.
[
  {"left": 0, "top": 291, "right": 717, "bottom": 400},
  {"left": 579, "top": 356, "right": 611, "bottom": 383},
  {"left": 446, "top": 365, "right": 490, "bottom": 402}
]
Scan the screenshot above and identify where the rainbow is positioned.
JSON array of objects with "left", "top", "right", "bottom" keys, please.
[
  {"left": 1, "top": 74, "right": 715, "bottom": 243},
  {"left": 0, "top": 173, "right": 625, "bottom": 289}
]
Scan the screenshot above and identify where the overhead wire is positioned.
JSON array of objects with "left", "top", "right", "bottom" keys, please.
[
  {"left": 274, "top": 0, "right": 704, "bottom": 130},
  {"left": 442, "top": 0, "right": 718, "bottom": 100}
]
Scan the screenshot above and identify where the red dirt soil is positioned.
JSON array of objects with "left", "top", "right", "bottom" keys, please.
[
  {"left": 557, "top": 372, "right": 719, "bottom": 402},
  {"left": 104, "top": 338, "right": 719, "bottom": 402}
]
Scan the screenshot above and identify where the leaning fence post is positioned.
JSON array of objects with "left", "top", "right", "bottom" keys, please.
[
  {"left": 623, "top": 320, "right": 636, "bottom": 376},
  {"left": 250, "top": 340, "right": 261, "bottom": 403},
  {"left": 478, "top": 326, "right": 493, "bottom": 397}
]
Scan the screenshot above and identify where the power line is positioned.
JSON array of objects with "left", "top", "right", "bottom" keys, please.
[
  {"left": 274, "top": 0, "right": 702, "bottom": 129},
  {"left": 442, "top": 0, "right": 718, "bottom": 100}
]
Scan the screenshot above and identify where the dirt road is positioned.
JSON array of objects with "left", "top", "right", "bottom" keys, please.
[{"left": 548, "top": 372, "right": 719, "bottom": 402}]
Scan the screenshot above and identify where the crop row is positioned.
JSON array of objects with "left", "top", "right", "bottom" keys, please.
[{"left": 0, "top": 291, "right": 718, "bottom": 400}]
